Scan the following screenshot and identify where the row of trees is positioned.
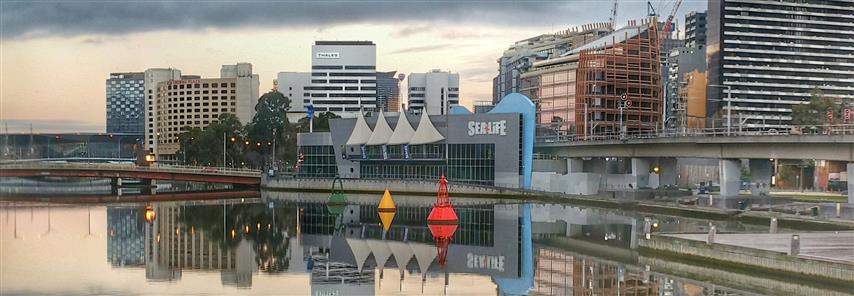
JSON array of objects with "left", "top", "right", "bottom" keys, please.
[
  {"left": 791, "top": 88, "right": 852, "bottom": 126},
  {"left": 176, "top": 90, "right": 338, "bottom": 168}
]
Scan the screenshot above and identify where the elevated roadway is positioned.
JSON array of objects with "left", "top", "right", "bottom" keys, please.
[{"left": 536, "top": 134, "right": 854, "bottom": 161}]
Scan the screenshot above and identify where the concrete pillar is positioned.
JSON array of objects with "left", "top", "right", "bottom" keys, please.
[
  {"left": 566, "top": 158, "right": 583, "bottom": 173},
  {"left": 848, "top": 163, "right": 854, "bottom": 204},
  {"left": 141, "top": 179, "right": 157, "bottom": 195},
  {"left": 749, "top": 159, "right": 772, "bottom": 196},
  {"left": 658, "top": 157, "right": 678, "bottom": 187},
  {"left": 584, "top": 158, "right": 606, "bottom": 174},
  {"left": 632, "top": 158, "right": 651, "bottom": 189},
  {"left": 719, "top": 159, "right": 741, "bottom": 197}
]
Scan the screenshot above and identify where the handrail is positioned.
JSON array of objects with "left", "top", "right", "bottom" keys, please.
[
  {"left": 0, "top": 162, "right": 262, "bottom": 177},
  {"left": 536, "top": 124, "right": 854, "bottom": 144}
]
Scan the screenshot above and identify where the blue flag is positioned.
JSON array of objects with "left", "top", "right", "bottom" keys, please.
[{"left": 306, "top": 104, "right": 315, "bottom": 120}]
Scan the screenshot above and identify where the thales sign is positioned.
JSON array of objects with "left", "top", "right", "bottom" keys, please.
[
  {"left": 468, "top": 120, "right": 507, "bottom": 136},
  {"left": 316, "top": 52, "right": 340, "bottom": 59}
]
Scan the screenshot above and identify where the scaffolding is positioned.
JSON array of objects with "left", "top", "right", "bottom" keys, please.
[{"left": 576, "top": 18, "right": 662, "bottom": 137}]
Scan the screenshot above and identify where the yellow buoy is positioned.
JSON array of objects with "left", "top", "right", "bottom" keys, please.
[{"left": 378, "top": 189, "right": 396, "bottom": 231}]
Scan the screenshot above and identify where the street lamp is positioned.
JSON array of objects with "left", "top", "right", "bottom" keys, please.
[{"left": 708, "top": 84, "right": 733, "bottom": 136}]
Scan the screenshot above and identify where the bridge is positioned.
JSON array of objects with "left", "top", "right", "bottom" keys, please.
[
  {"left": 0, "top": 163, "right": 262, "bottom": 185},
  {"left": 533, "top": 125, "right": 854, "bottom": 202},
  {"left": 537, "top": 134, "right": 854, "bottom": 161}
]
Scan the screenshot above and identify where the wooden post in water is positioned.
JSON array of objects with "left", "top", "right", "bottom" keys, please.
[
  {"left": 707, "top": 223, "right": 717, "bottom": 245},
  {"left": 790, "top": 234, "right": 800, "bottom": 256},
  {"left": 769, "top": 218, "right": 778, "bottom": 233},
  {"left": 837, "top": 203, "right": 842, "bottom": 218}
]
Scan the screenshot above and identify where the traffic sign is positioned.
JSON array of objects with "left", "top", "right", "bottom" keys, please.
[{"left": 827, "top": 110, "right": 834, "bottom": 121}]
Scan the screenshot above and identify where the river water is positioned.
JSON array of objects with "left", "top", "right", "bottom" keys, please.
[{"left": 0, "top": 183, "right": 849, "bottom": 295}]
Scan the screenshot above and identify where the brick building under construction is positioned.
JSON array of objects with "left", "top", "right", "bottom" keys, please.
[{"left": 522, "top": 18, "right": 663, "bottom": 138}]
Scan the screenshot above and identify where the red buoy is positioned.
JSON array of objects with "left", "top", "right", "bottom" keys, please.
[
  {"left": 427, "top": 175, "right": 459, "bottom": 269},
  {"left": 427, "top": 175, "right": 458, "bottom": 224}
]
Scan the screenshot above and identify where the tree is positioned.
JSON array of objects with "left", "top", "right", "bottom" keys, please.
[
  {"left": 245, "top": 90, "right": 292, "bottom": 166},
  {"left": 791, "top": 88, "right": 840, "bottom": 126},
  {"left": 176, "top": 113, "right": 245, "bottom": 166}
]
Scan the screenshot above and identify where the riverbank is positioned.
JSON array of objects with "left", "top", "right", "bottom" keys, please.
[
  {"left": 264, "top": 177, "right": 854, "bottom": 230},
  {"left": 639, "top": 232, "right": 854, "bottom": 287}
]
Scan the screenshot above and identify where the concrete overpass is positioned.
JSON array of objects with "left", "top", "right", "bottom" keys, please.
[
  {"left": 536, "top": 134, "right": 854, "bottom": 161},
  {"left": 534, "top": 134, "right": 854, "bottom": 202},
  {"left": 0, "top": 163, "right": 262, "bottom": 186}
]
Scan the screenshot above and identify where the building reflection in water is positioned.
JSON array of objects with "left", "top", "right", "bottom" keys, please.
[
  {"left": 107, "top": 208, "right": 146, "bottom": 267},
  {"left": 105, "top": 197, "right": 535, "bottom": 293}
]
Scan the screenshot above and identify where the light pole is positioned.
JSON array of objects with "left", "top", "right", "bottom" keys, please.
[{"left": 708, "top": 84, "right": 732, "bottom": 136}]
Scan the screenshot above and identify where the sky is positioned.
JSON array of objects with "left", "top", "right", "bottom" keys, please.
[{"left": 0, "top": 0, "right": 707, "bottom": 133}]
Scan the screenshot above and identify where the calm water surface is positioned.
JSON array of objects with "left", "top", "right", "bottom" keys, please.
[{"left": 0, "top": 188, "right": 846, "bottom": 295}]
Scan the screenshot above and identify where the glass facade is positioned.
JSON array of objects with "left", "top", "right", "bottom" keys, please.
[
  {"left": 358, "top": 143, "right": 495, "bottom": 185},
  {"left": 106, "top": 73, "right": 145, "bottom": 134},
  {"left": 297, "top": 145, "right": 338, "bottom": 178}
]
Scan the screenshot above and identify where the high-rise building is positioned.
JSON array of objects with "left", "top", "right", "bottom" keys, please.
[
  {"left": 685, "top": 11, "right": 707, "bottom": 48},
  {"left": 153, "top": 63, "right": 260, "bottom": 162},
  {"left": 407, "top": 70, "right": 459, "bottom": 115},
  {"left": 707, "top": 0, "right": 854, "bottom": 129},
  {"left": 309, "top": 41, "right": 377, "bottom": 114},
  {"left": 106, "top": 72, "right": 145, "bottom": 134},
  {"left": 144, "top": 68, "right": 182, "bottom": 153},
  {"left": 665, "top": 46, "right": 707, "bottom": 128},
  {"left": 523, "top": 19, "right": 662, "bottom": 137},
  {"left": 376, "top": 71, "right": 401, "bottom": 112},
  {"left": 276, "top": 72, "right": 312, "bottom": 121},
  {"left": 493, "top": 24, "right": 613, "bottom": 104}
]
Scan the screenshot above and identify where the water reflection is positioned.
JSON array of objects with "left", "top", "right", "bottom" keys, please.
[{"left": 0, "top": 192, "right": 846, "bottom": 295}]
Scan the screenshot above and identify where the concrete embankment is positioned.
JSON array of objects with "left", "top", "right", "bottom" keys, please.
[
  {"left": 639, "top": 234, "right": 854, "bottom": 285},
  {"left": 263, "top": 177, "right": 854, "bottom": 230}
]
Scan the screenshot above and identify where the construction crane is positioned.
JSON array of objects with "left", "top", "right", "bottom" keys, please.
[
  {"left": 647, "top": 1, "right": 657, "bottom": 17},
  {"left": 662, "top": 0, "right": 683, "bottom": 34},
  {"left": 609, "top": 0, "right": 619, "bottom": 29}
]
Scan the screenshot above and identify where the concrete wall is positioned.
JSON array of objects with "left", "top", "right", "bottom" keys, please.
[
  {"left": 263, "top": 177, "right": 527, "bottom": 196},
  {"left": 639, "top": 235, "right": 854, "bottom": 282}
]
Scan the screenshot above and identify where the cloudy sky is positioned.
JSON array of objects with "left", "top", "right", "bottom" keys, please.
[{"left": 0, "top": 0, "right": 706, "bottom": 132}]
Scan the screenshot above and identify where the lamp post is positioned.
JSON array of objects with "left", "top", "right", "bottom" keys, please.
[{"left": 708, "top": 84, "right": 733, "bottom": 136}]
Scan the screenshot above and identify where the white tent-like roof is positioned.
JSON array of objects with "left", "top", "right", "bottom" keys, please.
[
  {"left": 408, "top": 112, "right": 445, "bottom": 145},
  {"left": 346, "top": 238, "right": 372, "bottom": 272},
  {"left": 409, "top": 242, "right": 437, "bottom": 277},
  {"left": 387, "top": 241, "right": 415, "bottom": 274},
  {"left": 346, "top": 111, "right": 373, "bottom": 146},
  {"left": 366, "top": 239, "right": 393, "bottom": 269},
  {"left": 366, "top": 112, "right": 394, "bottom": 145},
  {"left": 387, "top": 114, "right": 416, "bottom": 145}
]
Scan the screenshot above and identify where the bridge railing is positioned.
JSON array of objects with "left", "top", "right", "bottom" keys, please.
[
  {"left": 536, "top": 124, "right": 854, "bottom": 143},
  {"left": 0, "top": 162, "right": 262, "bottom": 177}
]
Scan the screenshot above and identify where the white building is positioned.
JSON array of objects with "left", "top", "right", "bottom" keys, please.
[
  {"left": 276, "top": 72, "right": 312, "bottom": 122},
  {"left": 309, "top": 41, "right": 377, "bottom": 115},
  {"left": 407, "top": 70, "right": 460, "bottom": 115},
  {"left": 220, "top": 63, "right": 260, "bottom": 124},
  {"left": 143, "top": 63, "right": 259, "bottom": 162},
  {"left": 144, "top": 68, "right": 182, "bottom": 153}
]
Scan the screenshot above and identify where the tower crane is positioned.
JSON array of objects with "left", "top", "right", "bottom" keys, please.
[
  {"left": 662, "top": 0, "right": 683, "bottom": 34},
  {"left": 609, "top": 0, "right": 619, "bottom": 29}
]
